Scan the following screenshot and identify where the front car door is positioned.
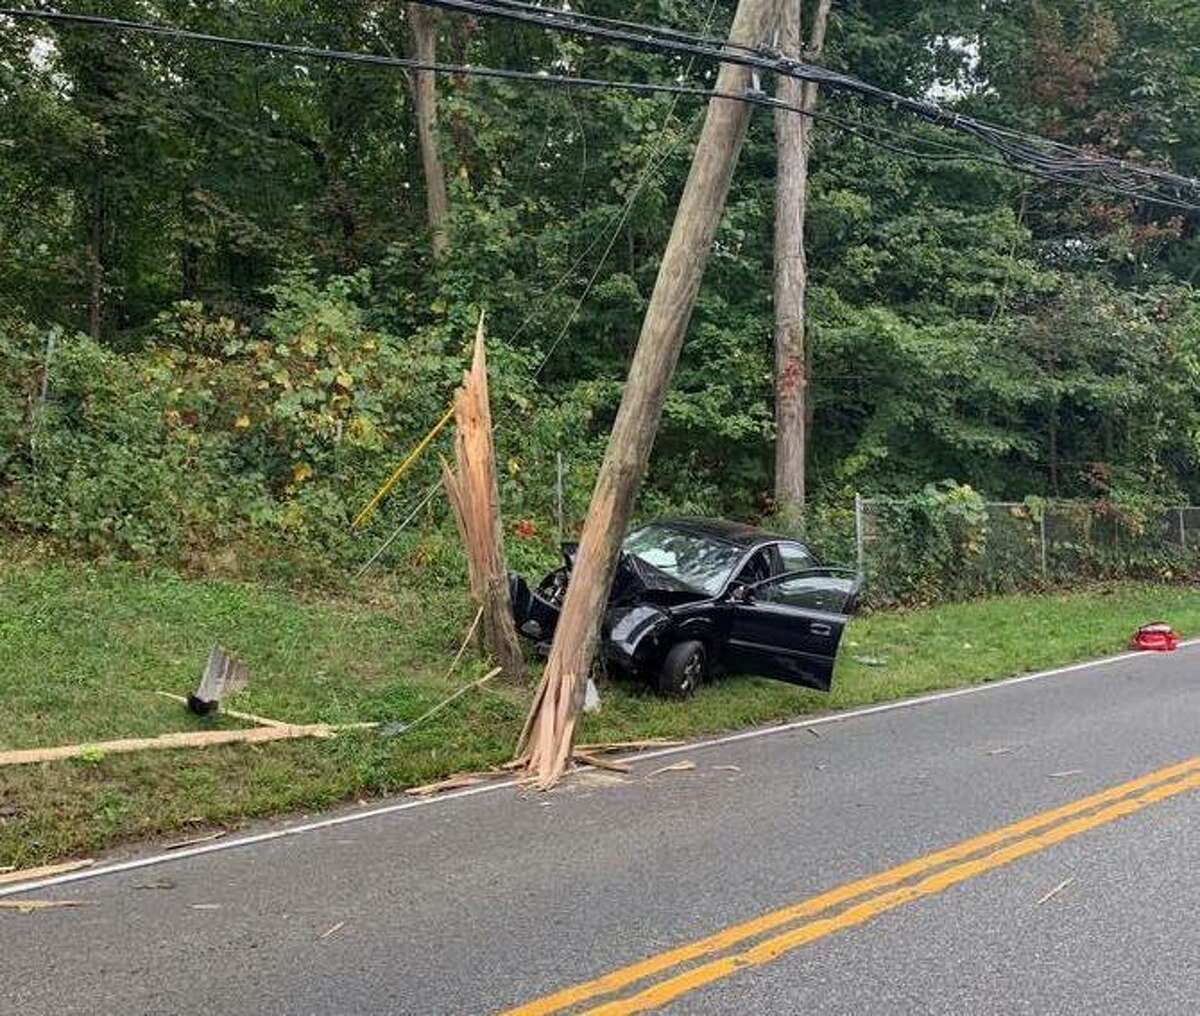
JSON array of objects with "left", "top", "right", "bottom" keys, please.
[{"left": 724, "top": 568, "right": 860, "bottom": 691}]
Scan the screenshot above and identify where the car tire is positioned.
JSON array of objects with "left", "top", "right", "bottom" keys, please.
[{"left": 658, "top": 640, "right": 706, "bottom": 699}]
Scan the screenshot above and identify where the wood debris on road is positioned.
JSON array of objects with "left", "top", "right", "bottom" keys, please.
[
  {"left": 572, "top": 751, "right": 631, "bottom": 774},
  {"left": 319, "top": 921, "right": 346, "bottom": 940},
  {"left": 1036, "top": 877, "right": 1075, "bottom": 906},
  {"left": 712, "top": 765, "right": 741, "bottom": 772},
  {"left": 572, "top": 770, "right": 629, "bottom": 789},
  {"left": 405, "top": 772, "right": 502, "bottom": 797},
  {"left": 1047, "top": 770, "right": 1084, "bottom": 779},
  {"left": 647, "top": 761, "right": 697, "bottom": 777},
  {"left": 0, "top": 900, "right": 90, "bottom": 914},
  {"left": 575, "top": 739, "right": 686, "bottom": 754}
]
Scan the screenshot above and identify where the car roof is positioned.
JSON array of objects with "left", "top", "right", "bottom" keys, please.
[{"left": 649, "top": 516, "right": 789, "bottom": 550}]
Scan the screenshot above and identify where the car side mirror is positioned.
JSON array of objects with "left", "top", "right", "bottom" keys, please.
[{"left": 728, "top": 583, "right": 753, "bottom": 604}]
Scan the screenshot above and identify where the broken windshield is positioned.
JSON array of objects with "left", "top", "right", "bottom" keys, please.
[{"left": 622, "top": 524, "right": 744, "bottom": 596}]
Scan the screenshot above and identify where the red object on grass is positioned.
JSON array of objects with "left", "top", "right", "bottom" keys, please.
[{"left": 1131, "top": 622, "right": 1179, "bottom": 652}]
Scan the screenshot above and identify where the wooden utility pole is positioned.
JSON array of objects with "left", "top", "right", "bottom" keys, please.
[
  {"left": 515, "top": 0, "right": 783, "bottom": 788},
  {"left": 442, "top": 313, "right": 525, "bottom": 678},
  {"left": 773, "top": 0, "right": 832, "bottom": 519},
  {"left": 407, "top": 3, "right": 450, "bottom": 260}
]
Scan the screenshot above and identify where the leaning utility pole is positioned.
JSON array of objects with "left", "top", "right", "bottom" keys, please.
[
  {"left": 515, "top": 0, "right": 784, "bottom": 788},
  {"left": 773, "top": 0, "right": 831, "bottom": 519}
]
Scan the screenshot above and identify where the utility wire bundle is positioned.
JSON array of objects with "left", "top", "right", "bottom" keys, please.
[
  {"left": 3, "top": 2, "right": 1198, "bottom": 211},
  {"left": 416, "top": 0, "right": 1200, "bottom": 212}
]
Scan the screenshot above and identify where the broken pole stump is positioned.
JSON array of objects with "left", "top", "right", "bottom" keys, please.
[{"left": 442, "top": 311, "right": 525, "bottom": 679}]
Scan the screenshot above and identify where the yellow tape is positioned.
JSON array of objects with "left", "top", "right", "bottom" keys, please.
[{"left": 352, "top": 406, "right": 455, "bottom": 529}]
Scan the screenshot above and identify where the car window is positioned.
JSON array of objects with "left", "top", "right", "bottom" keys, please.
[
  {"left": 735, "top": 548, "right": 775, "bottom": 586},
  {"left": 778, "top": 542, "right": 817, "bottom": 573},
  {"left": 758, "top": 573, "right": 854, "bottom": 614}
]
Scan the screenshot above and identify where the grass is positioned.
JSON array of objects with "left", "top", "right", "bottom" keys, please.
[{"left": 2, "top": 553, "right": 1198, "bottom": 868}]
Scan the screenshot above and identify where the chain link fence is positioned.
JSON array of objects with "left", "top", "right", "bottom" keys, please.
[{"left": 852, "top": 495, "right": 1200, "bottom": 606}]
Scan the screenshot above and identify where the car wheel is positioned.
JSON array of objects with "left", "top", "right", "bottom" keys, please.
[{"left": 659, "top": 641, "right": 706, "bottom": 699}]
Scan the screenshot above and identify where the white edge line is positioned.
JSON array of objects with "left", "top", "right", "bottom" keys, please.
[{"left": 3, "top": 639, "right": 1196, "bottom": 899}]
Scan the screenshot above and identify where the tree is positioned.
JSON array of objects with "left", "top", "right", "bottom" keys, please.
[{"left": 773, "top": 0, "right": 832, "bottom": 518}]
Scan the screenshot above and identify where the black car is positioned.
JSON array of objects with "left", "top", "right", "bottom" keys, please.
[{"left": 509, "top": 517, "right": 861, "bottom": 697}]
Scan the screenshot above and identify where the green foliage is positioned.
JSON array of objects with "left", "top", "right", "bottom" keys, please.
[
  {"left": 3, "top": 0, "right": 1200, "bottom": 590},
  {"left": 861, "top": 484, "right": 1200, "bottom": 606}
]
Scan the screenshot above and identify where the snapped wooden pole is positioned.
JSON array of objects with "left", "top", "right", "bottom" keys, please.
[
  {"left": 442, "top": 312, "right": 526, "bottom": 678},
  {"left": 514, "top": 0, "right": 784, "bottom": 788}
]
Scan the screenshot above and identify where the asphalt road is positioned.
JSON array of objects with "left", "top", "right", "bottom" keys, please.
[{"left": 4, "top": 644, "right": 1200, "bottom": 1015}]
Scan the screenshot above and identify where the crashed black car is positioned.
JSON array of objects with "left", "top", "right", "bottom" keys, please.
[{"left": 510, "top": 518, "right": 861, "bottom": 697}]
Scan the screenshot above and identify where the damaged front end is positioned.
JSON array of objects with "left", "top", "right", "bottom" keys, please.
[{"left": 509, "top": 545, "right": 680, "bottom": 673}]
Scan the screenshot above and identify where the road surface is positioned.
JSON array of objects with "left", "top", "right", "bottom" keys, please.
[{"left": 4, "top": 645, "right": 1200, "bottom": 1015}]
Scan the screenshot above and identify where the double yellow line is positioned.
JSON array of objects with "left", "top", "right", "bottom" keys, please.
[{"left": 503, "top": 755, "right": 1200, "bottom": 1016}]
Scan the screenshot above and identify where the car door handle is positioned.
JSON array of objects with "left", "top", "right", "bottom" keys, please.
[{"left": 810, "top": 622, "right": 833, "bottom": 636}]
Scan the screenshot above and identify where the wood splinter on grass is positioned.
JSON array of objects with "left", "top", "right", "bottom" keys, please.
[
  {"left": 0, "top": 723, "right": 376, "bottom": 768},
  {"left": 164, "top": 831, "right": 226, "bottom": 851},
  {"left": 156, "top": 691, "right": 289, "bottom": 730},
  {"left": 188, "top": 644, "right": 251, "bottom": 716}
]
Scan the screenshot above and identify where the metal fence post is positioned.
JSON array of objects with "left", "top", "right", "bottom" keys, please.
[
  {"left": 855, "top": 492, "right": 865, "bottom": 580},
  {"left": 556, "top": 451, "right": 565, "bottom": 544},
  {"left": 1180, "top": 508, "right": 1187, "bottom": 551},
  {"left": 1040, "top": 510, "right": 1048, "bottom": 580}
]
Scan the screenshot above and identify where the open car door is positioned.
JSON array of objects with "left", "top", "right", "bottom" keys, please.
[{"left": 724, "top": 568, "right": 861, "bottom": 692}]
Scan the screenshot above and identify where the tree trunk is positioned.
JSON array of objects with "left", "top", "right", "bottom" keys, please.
[
  {"left": 88, "top": 171, "right": 105, "bottom": 341},
  {"left": 514, "top": 0, "right": 784, "bottom": 789},
  {"left": 180, "top": 187, "right": 200, "bottom": 299},
  {"left": 407, "top": 4, "right": 450, "bottom": 260},
  {"left": 772, "top": 0, "right": 832, "bottom": 520}
]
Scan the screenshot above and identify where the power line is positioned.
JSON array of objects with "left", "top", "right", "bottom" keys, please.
[
  {"left": 5, "top": 6, "right": 1189, "bottom": 212},
  {"left": 475, "top": 0, "right": 764, "bottom": 57},
  {"left": 409, "top": 0, "right": 1200, "bottom": 212}
]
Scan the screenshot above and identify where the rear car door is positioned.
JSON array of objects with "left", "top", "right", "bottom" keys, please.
[{"left": 724, "top": 568, "right": 859, "bottom": 691}]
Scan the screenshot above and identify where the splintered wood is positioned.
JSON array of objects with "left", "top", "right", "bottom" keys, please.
[
  {"left": 0, "top": 859, "right": 95, "bottom": 887},
  {"left": 441, "top": 311, "right": 525, "bottom": 679},
  {"left": 192, "top": 645, "right": 249, "bottom": 709},
  {"left": 0, "top": 723, "right": 376, "bottom": 768}
]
